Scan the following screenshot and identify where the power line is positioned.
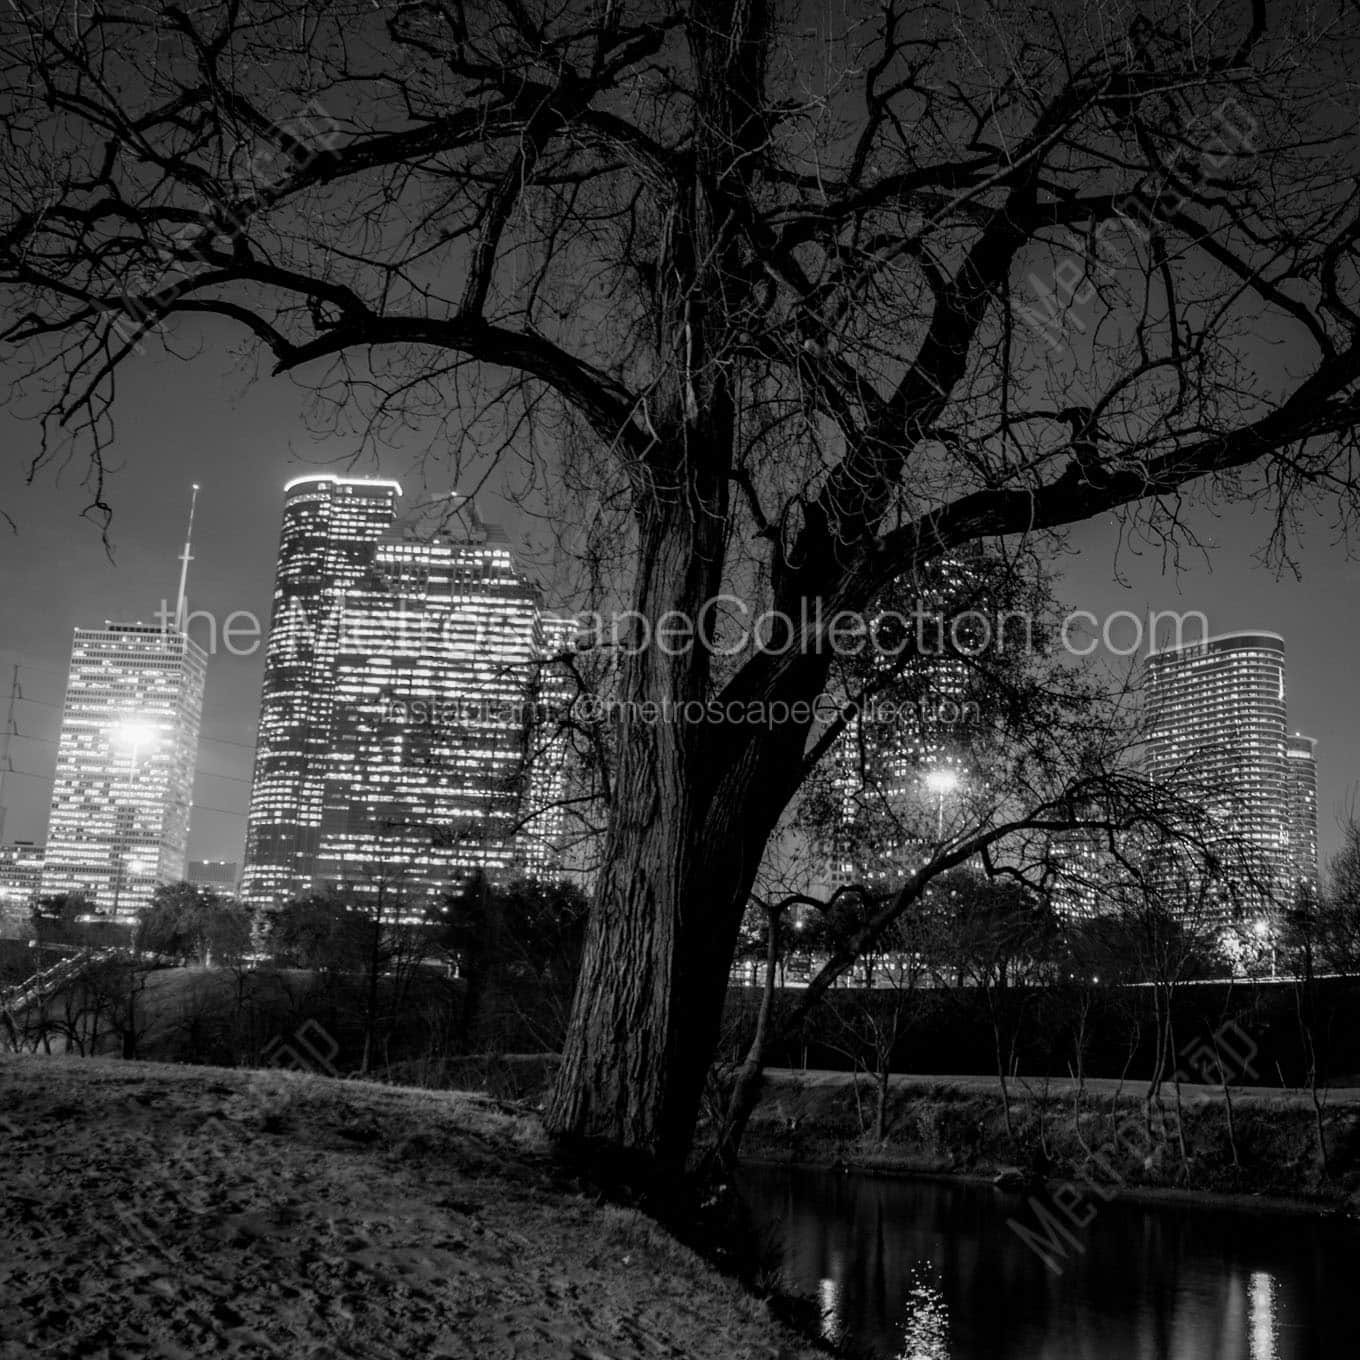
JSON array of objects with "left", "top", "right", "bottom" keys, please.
[{"left": 1, "top": 768, "right": 248, "bottom": 818}]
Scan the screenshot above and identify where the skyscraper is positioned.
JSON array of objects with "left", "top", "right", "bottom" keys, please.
[
  {"left": 241, "top": 477, "right": 571, "bottom": 908},
  {"left": 40, "top": 622, "right": 207, "bottom": 921},
  {"left": 1285, "top": 733, "right": 1320, "bottom": 902},
  {"left": 1143, "top": 631, "right": 1311, "bottom": 915},
  {"left": 0, "top": 840, "right": 44, "bottom": 935},
  {"left": 242, "top": 475, "right": 402, "bottom": 902},
  {"left": 821, "top": 554, "right": 987, "bottom": 888},
  {"left": 39, "top": 488, "right": 207, "bottom": 924}
]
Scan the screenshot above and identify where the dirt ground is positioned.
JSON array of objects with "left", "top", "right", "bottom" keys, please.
[{"left": 0, "top": 1054, "right": 816, "bottom": 1360}]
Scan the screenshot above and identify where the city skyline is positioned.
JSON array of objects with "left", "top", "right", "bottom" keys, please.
[
  {"left": 0, "top": 484, "right": 1338, "bottom": 919},
  {"left": 0, "top": 465, "right": 1351, "bottom": 890}
]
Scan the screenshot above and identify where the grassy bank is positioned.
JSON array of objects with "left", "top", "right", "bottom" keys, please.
[
  {"left": 0, "top": 1054, "right": 818, "bottom": 1360},
  {"left": 740, "top": 1069, "right": 1360, "bottom": 1211}
]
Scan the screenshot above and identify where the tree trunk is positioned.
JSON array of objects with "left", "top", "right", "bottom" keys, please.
[
  {"left": 543, "top": 0, "right": 813, "bottom": 1177},
  {"left": 711, "top": 904, "right": 782, "bottom": 1178},
  {"left": 991, "top": 1007, "right": 1015, "bottom": 1143},
  {"left": 541, "top": 507, "right": 823, "bottom": 1172},
  {"left": 876, "top": 1064, "right": 890, "bottom": 1143},
  {"left": 361, "top": 918, "right": 381, "bottom": 1077},
  {"left": 542, "top": 752, "right": 784, "bottom": 1172}
]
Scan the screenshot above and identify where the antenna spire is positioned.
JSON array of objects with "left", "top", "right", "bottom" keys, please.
[
  {"left": 0, "top": 663, "right": 18, "bottom": 844},
  {"left": 174, "top": 483, "right": 200, "bottom": 634}
]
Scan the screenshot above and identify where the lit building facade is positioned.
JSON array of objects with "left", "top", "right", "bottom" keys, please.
[
  {"left": 242, "top": 477, "right": 571, "bottom": 908},
  {"left": 1143, "top": 631, "right": 1308, "bottom": 917},
  {"left": 40, "top": 623, "right": 206, "bottom": 921},
  {"left": 242, "top": 475, "right": 402, "bottom": 901},
  {"left": 1285, "top": 733, "right": 1320, "bottom": 903},
  {"left": 0, "top": 840, "right": 44, "bottom": 934},
  {"left": 822, "top": 555, "right": 984, "bottom": 888},
  {"left": 1044, "top": 827, "right": 1110, "bottom": 921}
]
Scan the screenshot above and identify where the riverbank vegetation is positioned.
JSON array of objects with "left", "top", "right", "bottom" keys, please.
[{"left": 736, "top": 1071, "right": 1360, "bottom": 1211}]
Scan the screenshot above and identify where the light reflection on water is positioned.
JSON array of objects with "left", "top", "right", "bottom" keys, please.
[
  {"left": 1249, "top": 1270, "right": 1277, "bottom": 1360},
  {"left": 818, "top": 1275, "right": 842, "bottom": 1345},
  {"left": 742, "top": 1165, "right": 1360, "bottom": 1360},
  {"left": 897, "top": 1263, "right": 949, "bottom": 1360}
]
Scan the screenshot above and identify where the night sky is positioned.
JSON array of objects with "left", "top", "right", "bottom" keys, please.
[{"left": 2, "top": 331, "right": 1356, "bottom": 875}]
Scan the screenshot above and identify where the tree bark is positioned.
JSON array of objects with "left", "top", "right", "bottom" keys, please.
[
  {"left": 542, "top": 494, "right": 822, "bottom": 1171},
  {"left": 542, "top": 675, "right": 806, "bottom": 1170},
  {"left": 711, "top": 903, "right": 782, "bottom": 1178}
]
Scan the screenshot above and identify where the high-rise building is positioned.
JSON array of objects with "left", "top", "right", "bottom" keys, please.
[
  {"left": 1285, "top": 733, "right": 1320, "bottom": 903},
  {"left": 39, "top": 489, "right": 207, "bottom": 925},
  {"left": 40, "top": 622, "right": 206, "bottom": 921},
  {"left": 1143, "top": 631, "right": 1310, "bottom": 916},
  {"left": 1043, "top": 827, "right": 1110, "bottom": 921},
  {"left": 242, "top": 474, "right": 402, "bottom": 902},
  {"left": 241, "top": 477, "right": 572, "bottom": 908},
  {"left": 821, "top": 554, "right": 988, "bottom": 888},
  {"left": 0, "top": 840, "right": 44, "bottom": 935}
]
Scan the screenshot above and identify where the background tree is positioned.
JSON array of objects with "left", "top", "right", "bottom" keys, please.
[
  {"left": 820, "top": 908, "right": 936, "bottom": 1143},
  {"left": 7, "top": 0, "right": 1360, "bottom": 1171},
  {"left": 444, "top": 873, "right": 590, "bottom": 1052},
  {"left": 1106, "top": 840, "right": 1227, "bottom": 1176},
  {"left": 1319, "top": 814, "right": 1360, "bottom": 975},
  {"left": 267, "top": 887, "right": 445, "bottom": 1074},
  {"left": 136, "top": 883, "right": 252, "bottom": 967},
  {"left": 927, "top": 869, "right": 1058, "bottom": 1141},
  {"left": 30, "top": 893, "right": 98, "bottom": 948}
]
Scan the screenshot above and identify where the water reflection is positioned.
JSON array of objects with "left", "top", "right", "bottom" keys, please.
[
  {"left": 1249, "top": 1271, "right": 1277, "bottom": 1360},
  {"left": 818, "top": 1275, "right": 843, "bottom": 1345},
  {"left": 743, "top": 1166, "right": 1360, "bottom": 1359},
  {"left": 898, "top": 1264, "right": 949, "bottom": 1360}
]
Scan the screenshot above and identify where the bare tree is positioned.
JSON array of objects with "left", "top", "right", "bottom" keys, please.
[
  {"left": 6, "top": 1, "right": 1360, "bottom": 1171},
  {"left": 823, "top": 911, "right": 932, "bottom": 1144}
]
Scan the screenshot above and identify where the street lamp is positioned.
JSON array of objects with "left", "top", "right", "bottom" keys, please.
[
  {"left": 924, "top": 767, "right": 960, "bottom": 840},
  {"left": 1253, "top": 916, "right": 1277, "bottom": 979}
]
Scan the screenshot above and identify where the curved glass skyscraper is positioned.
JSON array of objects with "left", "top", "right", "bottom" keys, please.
[{"left": 1143, "top": 631, "right": 1317, "bottom": 914}]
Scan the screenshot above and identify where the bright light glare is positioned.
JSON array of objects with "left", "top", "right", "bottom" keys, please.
[
  {"left": 109, "top": 719, "right": 159, "bottom": 750},
  {"left": 925, "top": 768, "right": 960, "bottom": 795},
  {"left": 1253, "top": 918, "right": 1271, "bottom": 938}
]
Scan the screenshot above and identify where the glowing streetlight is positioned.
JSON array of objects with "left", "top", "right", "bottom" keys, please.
[
  {"left": 1253, "top": 916, "right": 1278, "bottom": 978},
  {"left": 924, "top": 767, "right": 961, "bottom": 840}
]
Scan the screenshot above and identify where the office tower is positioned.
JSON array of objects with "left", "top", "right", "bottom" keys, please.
[
  {"left": 821, "top": 554, "right": 988, "bottom": 888},
  {"left": 242, "top": 477, "right": 572, "bottom": 908},
  {"left": 1043, "top": 827, "right": 1109, "bottom": 920},
  {"left": 1285, "top": 733, "right": 1320, "bottom": 903},
  {"left": 39, "top": 489, "right": 207, "bottom": 924},
  {"left": 1143, "top": 631, "right": 1301, "bottom": 917},
  {"left": 242, "top": 474, "right": 402, "bottom": 902},
  {"left": 40, "top": 623, "right": 207, "bottom": 921},
  {"left": 0, "top": 840, "right": 44, "bottom": 934}
]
